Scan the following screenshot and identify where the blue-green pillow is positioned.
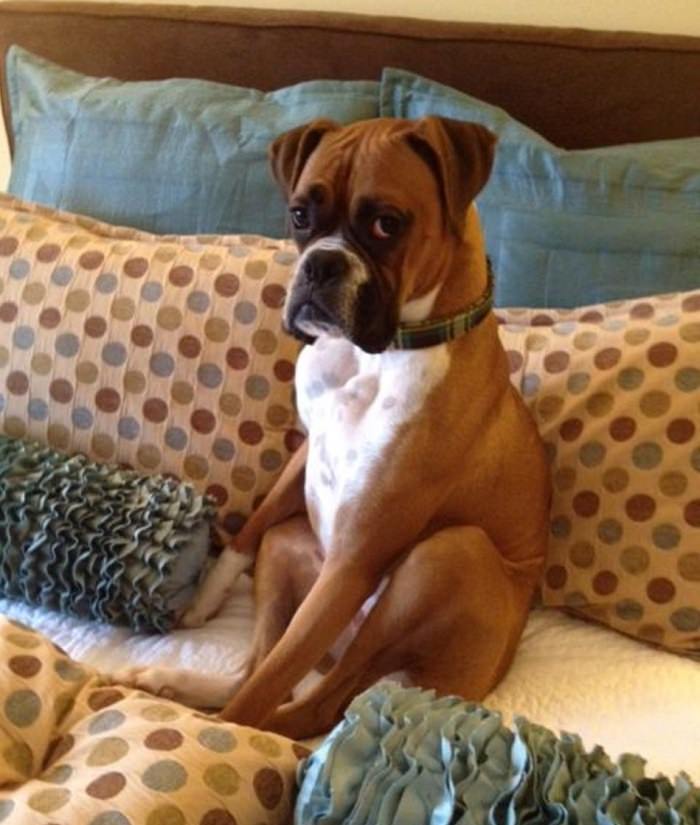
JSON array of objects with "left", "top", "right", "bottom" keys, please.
[
  {"left": 381, "top": 68, "right": 700, "bottom": 308},
  {"left": 6, "top": 46, "right": 379, "bottom": 237}
]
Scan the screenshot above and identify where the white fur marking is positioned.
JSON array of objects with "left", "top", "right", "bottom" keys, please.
[{"left": 400, "top": 283, "right": 441, "bottom": 322}]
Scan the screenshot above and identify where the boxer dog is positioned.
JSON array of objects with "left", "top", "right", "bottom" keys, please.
[{"left": 116, "top": 117, "right": 551, "bottom": 739}]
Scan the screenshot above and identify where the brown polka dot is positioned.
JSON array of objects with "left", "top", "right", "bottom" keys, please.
[
  {"left": 625, "top": 494, "right": 656, "bottom": 522},
  {"left": 254, "top": 768, "right": 284, "bottom": 810},
  {"left": 86, "top": 772, "right": 126, "bottom": 799},
  {"left": 184, "top": 455, "right": 208, "bottom": 479},
  {"left": 558, "top": 418, "right": 583, "bottom": 442},
  {"left": 603, "top": 467, "right": 629, "bottom": 494},
  {"left": 239, "top": 420, "right": 263, "bottom": 445},
  {"left": 679, "top": 321, "right": 700, "bottom": 343},
  {"left": 274, "top": 359, "right": 295, "bottom": 382},
  {"left": 226, "top": 347, "right": 249, "bottom": 370},
  {"left": 659, "top": 471, "right": 688, "bottom": 497},
  {"left": 46, "top": 734, "right": 75, "bottom": 766},
  {"left": 285, "top": 429, "right": 306, "bottom": 452},
  {"left": 124, "top": 370, "right": 147, "bottom": 395},
  {"left": 531, "top": 313, "right": 554, "bottom": 326},
  {"left": 505, "top": 350, "right": 523, "bottom": 373},
  {"left": 6, "top": 371, "right": 29, "bottom": 395},
  {"left": 145, "top": 729, "right": 184, "bottom": 751},
  {"left": 586, "top": 392, "right": 614, "bottom": 417},
  {"left": 231, "top": 466, "right": 256, "bottom": 492},
  {"left": 572, "top": 490, "right": 600, "bottom": 518},
  {"left": 39, "top": 307, "right": 61, "bottom": 328},
  {"left": 593, "top": 570, "right": 618, "bottom": 596},
  {"left": 554, "top": 466, "right": 576, "bottom": 492},
  {"left": 578, "top": 310, "right": 603, "bottom": 323},
  {"left": 261, "top": 283, "right": 286, "bottom": 308},
  {"left": 685, "top": 500, "right": 700, "bottom": 528},
  {"left": 252, "top": 328, "right": 278, "bottom": 355},
  {"left": 87, "top": 689, "right": 125, "bottom": 712},
  {"left": 678, "top": 552, "right": 700, "bottom": 581},
  {"left": 169, "top": 265, "right": 193, "bottom": 287},
  {"left": 179, "top": 335, "right": 202, "bottom": 358},
  {"left": 147, "top": 804, "right": 187, "bottom": 825},
  {"left": 47, "top": 424, "right": 70, "bottom": 450},
  {"left": 204, "top": 317, "right": 230, "bottom": 343},
  {"left": 682, "top": 293, "right": 700, "bottom": 312},
  {"left": 200, "top": 811, "right": 237, "bottom": 825},
  {"left": 9, "top": 655, "right": 41, "bottom": 678},
  {"left": 85, "top": 316, "right": 107, "bottom": 338},
  {"left": 76, "top": 361, "right": 99, "bottom": 385},
  {"left": 219, "top": 393, "right": 242, "bottom": 417},
  {"left": 171, "top": 381, "right": 194, "bottom": 405},
  {"left": 191, "top": 409, "right": 216, "bottom": 434},
  {"left": 138, "top": 445, "right": 163, "bottom": 470},
  {"left": 536, "top": 395, "right": 564, "bottom": 422},
  {"left": 144, "top": 398, "right": 169, "bottom": 423},
  {"left": 79, "top": 250, "right": 105, "bottom": 270},
  {"left": 647, "top": 577, "right": 676, "bottom": 604},
  {"left": 594, "top": 347, "right": 621, "bottom": 370},
  {"left": 22, "top": 282, "right": 46, "bottom": 305},
  {"left": 66, "top": 289, "right": 90, "bottom": 313},
  {"left": 124, "top": 257, "right": 149, "bottom": 278},
  {"left": 0, "top": 301, "right": 18, "bottom": 322},
  {"left": 49, "top": 379, "right": 74, "bottom": 404},
  {"left": 36, "top": 243, "right": 61, "bottom": 263},
  {"left": 647, "top": 341, "right": 677, "bottom": 367},
  {"left": 96, "top": 388, "right": 121, "bottom": 413},
  {"left": 132, "top": 325, "right": 154, "bottom": 347},
  {"left": 630, "top": 302, "right": 654, "bottom": 319},
  {"left": 544, "top": 351, "right": 569, "bottom": 373},
  {"left": 0, "top": 236, "right": 19, "bottom": 256},
  {"left": 638, "top": 623, "right": 665, "bottom": 644},
  {"left": 5, "top": 417, "right": 27, "bottom": 439},
  {"left": 609, "top": 416, "right": 636, "bottom": 441},
  {"left": 640, "top": 390, "right": 671, "bottom": 418},
  {"left": 92, "top": 433, "right": 116, "bottom": 459},
  {"left": 215, "top": 273, "right": 239, "bottom": 298},
  {"left": 667, "top": 418, "right": 695, "bottom": 444},
  {"left": 569, "top": 541, "right": 595, "bottom": 568},
  {"left": 157, "top": 306, "right": 183, "bottom": 331},
  {"left": 545, "top": 565, "right": 567, "bottom": 589},
  {"left": 206, "top": 485, "right": 228, "bottom": 507}
]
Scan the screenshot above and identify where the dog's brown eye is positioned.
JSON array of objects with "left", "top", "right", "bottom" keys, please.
[
  {"left": 371, "top": 215, "right": 401, "bottom": 240},
  {"left": 290, "top": 207, "right": 310, "bottom": 230}
]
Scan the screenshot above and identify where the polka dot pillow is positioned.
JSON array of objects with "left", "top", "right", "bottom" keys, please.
[
  {"left": 498, "top": 290, "right": 699, "bottom": 656},
  {"left": 0, "top": 195, "right": 303, "bottom": 537},
  {"left": 0, "top": 616, "right": 305, "bottom": 824}
]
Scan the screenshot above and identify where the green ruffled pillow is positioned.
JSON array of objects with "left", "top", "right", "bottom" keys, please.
[{"left": 0, "top": 434, "right": 215, "bottom": 633}]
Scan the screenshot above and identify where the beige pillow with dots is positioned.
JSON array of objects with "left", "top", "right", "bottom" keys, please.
[
  {"left": 0, "top": 195, "right": 303, "bottom": 537},
  {"left": 0, "top": 615, "right": 305, "bottom": 823},
  {"left": 498, "top": 290, "right": 699, "bottom": 656}
]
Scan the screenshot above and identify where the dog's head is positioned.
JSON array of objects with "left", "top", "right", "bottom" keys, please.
[{"left": 270, "top": 116, "right": 496, "bottom": 353}]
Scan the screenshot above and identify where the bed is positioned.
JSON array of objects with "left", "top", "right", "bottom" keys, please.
[{"left": 0, "top": 2, "right": 698, "bottom": 818}]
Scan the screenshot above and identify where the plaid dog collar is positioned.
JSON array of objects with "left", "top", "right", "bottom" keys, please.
[{"left": 392, "top": 268, "right": 494, "bottom": 350}]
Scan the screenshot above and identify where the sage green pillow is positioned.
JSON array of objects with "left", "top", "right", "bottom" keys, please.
[{"left": 6, "top": 46, "right": 379, "bottom": 237}]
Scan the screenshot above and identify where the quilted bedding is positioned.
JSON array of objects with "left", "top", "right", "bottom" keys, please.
[{"left": 0, "top": 615, "right": 301, "bottom": 824}]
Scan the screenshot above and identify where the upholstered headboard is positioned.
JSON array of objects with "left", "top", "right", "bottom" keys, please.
[{"left": 0, "top": 1, "right": 699, "bottom": 151}]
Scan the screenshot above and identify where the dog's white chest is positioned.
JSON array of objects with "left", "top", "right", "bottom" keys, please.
[{"left": 296, "top": 335, "right": 450, "bottom": 552}]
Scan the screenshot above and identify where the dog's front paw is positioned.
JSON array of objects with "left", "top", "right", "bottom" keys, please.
[{"left": 111, "top": 665, "right": 179, "bottom": 700}]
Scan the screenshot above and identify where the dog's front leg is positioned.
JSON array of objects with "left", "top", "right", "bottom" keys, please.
[
  {"left": 219, "top": 557, "right": 380, "bottom": 728},
  {"left": 181, "top": 441, "right": 308, "bottom": 628}
]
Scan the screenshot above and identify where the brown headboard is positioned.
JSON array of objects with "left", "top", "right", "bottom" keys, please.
[{"left": 1, "top": 1, "right": 699, "bottom": 150}]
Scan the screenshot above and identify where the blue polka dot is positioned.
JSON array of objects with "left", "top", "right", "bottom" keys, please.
[
  {"left": 117, "top": 417, "right": 140, "bottom": 440},
  {"left": 28, "top": 398, "right": 49, "bottom": 421},
  {"left": 51, "top": 266, "right": 74, "bottom": 287},
  {"left": 141, "top": 282, "right": 163, "bottom": 303},
  {"left": 72, "top": 407, "right": 94, "bottom": 430},
  {"left": 522, "top": 373, "right": 540, "bottom": 396},
  {"left": 9, "top": 259, "right": 30, "bottom": 280},
  {"left": 96, "top": 273, "right": 118, "bottom": 295},
  {"left": 13, "top": 326, "right": 35, "bottom": 350}
]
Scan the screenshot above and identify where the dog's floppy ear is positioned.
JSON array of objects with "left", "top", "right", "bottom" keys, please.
[
  {"left": 404, "top": 116, "right": 496, "bottom": 236},
  {"left": 269, "top": 119, "right": 340, "bottom": 199}
]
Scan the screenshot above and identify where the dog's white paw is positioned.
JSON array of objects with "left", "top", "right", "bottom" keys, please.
[{"left": 111, "top": 665, "right": 179, "bottom": 699}]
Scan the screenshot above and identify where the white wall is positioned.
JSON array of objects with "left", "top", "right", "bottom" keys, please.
[{"left": 2, "top": 0, "right": 699, "bottom": 188}]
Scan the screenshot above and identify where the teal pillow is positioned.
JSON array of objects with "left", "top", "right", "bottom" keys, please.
[
  {"left": 381, "top": 68, "right": 700, "bottom": 308},
  {"left": 6, "top": 46, "right": 379, "bottom": 237}
]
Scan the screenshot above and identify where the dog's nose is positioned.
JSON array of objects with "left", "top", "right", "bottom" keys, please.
[{"left": 302, "top": 249, "right": 349, "bottom": 283}]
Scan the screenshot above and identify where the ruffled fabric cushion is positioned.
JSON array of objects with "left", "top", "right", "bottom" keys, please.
[
  {"left": 0, "top": 434, "right": 215, "bottom": 632},
  {"left": 296, "top": 682, "right": 700, "bottom": 824}
]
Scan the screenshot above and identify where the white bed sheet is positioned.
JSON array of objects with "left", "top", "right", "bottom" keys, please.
[{"left": 2, "top": 577, "right": 699, "bottom": 782}]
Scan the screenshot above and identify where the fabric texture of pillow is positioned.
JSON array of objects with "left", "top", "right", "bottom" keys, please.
[
  {"left": 6, "top": 46, "right": 379, "bottom": 237},
  {"left": 0, "top": 615, "right": 304, "bottom": 824},
  {"left": 0, "top": 194, "right": 303, "bottom": 537},
  {"left": 381, "top": 68, "right": 700, "bottom": 309},
  {"left": 497, "top": 289, "right": 699, "bottom": 656},
  {"left": 0, "top": 433, "right": 215, "bottom": 633}
]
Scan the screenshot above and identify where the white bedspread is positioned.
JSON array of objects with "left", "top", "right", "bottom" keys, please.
[{"left": 2, "top": 578, "right": 699, "bottom": 782}]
